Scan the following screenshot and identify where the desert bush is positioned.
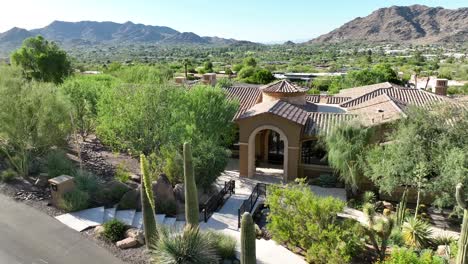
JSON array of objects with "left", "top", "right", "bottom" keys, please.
[
  {"left": 266, "top": 183, "right": 363, "bottom": 263},
  {"left": 0, "top": 73, "right": 71, "bottom": 177},
  {"left": 205, "top": 231, "right": 237, "bottom": 260},
  {"left": 402, "top": 218, "right": 433, "bottom": 249},
  {"left": 0, "top": 169, "right": 18, "bottom": 182},
  {"left": 114, "top": 163, "right": 130, "bottom": 183},
  {"left": 94, "top": 182, "right": 129, "bottom": 207},
  {"left": 73, "top": 169, "right": 99, "bottom": 195},
  {"left": 46, "top": 149, "right": 75, "bottom": 178},
  {"left": 382, "top": 247, "right": 444, "bottom": 264},
  {"left": 362, "top": 191, "right": 376, "bottom": 204},
  {"left": 102, "top": 219, "right": 126, "bottom": 242},
  {"left": 152, "top": 226, "right": 220, "bottom": 264},
  {"left": 389, "top": 228, "right": 405, "bottom": 247},
  {"left": 59, "top": 189, "right": 90, "bottom": 212}
]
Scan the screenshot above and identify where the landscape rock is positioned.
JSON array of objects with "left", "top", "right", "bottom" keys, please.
[
  {"left": 383, "top": 201, "right": 394, "bottom": 211},
  {"left": 94, "top": 225, "right": 105, "bottom": 238},
  {"left": 118, "top": 188, "right": 141, "bottom": 210},
  {"left": 116, "top": 237, "right": 138, "bottom": 249},
  {"left": 152, "top": 174, "right": 176, "bottom": 206},
  {"left": 173, "top": 183, "right": 184, "bottom": 202},
  {"left": 125, "top": 228, "right": 145, "bottom": 245},
  {"left": 130, "top": 174, "right": 141, "bottom": 182},
  {"left": 436, "top": 245, "right": 449, "bottom": 256}
]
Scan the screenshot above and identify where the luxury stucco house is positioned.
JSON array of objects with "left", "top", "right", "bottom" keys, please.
[{"left": 224, "top": 79, "right": 457, "bottom": 182}]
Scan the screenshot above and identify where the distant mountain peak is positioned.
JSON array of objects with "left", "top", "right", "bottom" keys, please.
[
  {"left": 309, "top": 5, "right": 468, "bottom": 44},
  {"left": 0, "top": 20, "right": 254, "bottom": 51}
]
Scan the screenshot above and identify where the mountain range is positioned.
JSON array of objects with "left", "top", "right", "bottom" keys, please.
[
  {"left": 0, "top": 20, "right": 252, "bottom": 56},
  {"left": 309, "top": 5, "right": 468, "bottom": 44}
]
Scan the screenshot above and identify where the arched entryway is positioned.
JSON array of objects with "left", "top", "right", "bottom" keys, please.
[{"left": 248, "top": 125, "right": 289, "bottom": 180}]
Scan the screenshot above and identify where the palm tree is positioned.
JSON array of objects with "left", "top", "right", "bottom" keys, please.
[{"left": 182, "top": 58, "right": 191, "bottom": 79}]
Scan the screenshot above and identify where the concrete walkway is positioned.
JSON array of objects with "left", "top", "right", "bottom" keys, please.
[{"left": 0, "top": 193, "right": 125, "bottom": 264}]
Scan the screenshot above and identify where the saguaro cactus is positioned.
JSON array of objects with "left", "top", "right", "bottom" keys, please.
[
  {"left": 183, "top": 142, "right": 199, "bottom": 226},
  {"left": 140, "top": 154, "right": 157, "bottom": 249},
  {"left": 241, "top": 212, "right": 256, "bottom": 264},
  {"left": 456, "top": 183, "right": 467, "bottom": 264}
]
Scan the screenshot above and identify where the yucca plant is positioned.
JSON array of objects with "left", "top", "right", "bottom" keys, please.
[
  {"left": 151, "top": 226, "right": 219, "bottom": 264},
  {"left": 402, "top": 217, "right": 433, "bottom": 249}
]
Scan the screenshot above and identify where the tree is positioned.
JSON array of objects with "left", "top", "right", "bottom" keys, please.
[
  {"left": 204, "top": 61, "right": 214, "bottom": 73},
  {"left": 182, "top": 58, "right": 192, "bottom": 78},
  {"left": 243, "top": 57, "right": 257, "bottom": 67},
  {"left": 366, "top": 106, "right": 468, "bottom": 208},
  {"left": 324, "top": 122, "right": 374, "bottom": 191},
  {"left": 60, "top": 74, "right": 118, "bottom": 137},
  {"left": 11, "top": 36, "right": 72, "bottom": 84},
  {"left": 0, "top": 68, "right": 71, "bottom": 176},
  {"left": 250, "top": 69, "right": 274, "bottom": 84}
]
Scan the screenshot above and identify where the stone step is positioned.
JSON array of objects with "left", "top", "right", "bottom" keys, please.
[
  {"left": 163, "top": 217, "right": 177, "bottom": 227},
  {"left": 55, "top": 206, "right": 105, "bottom": 232},
  {"left": 104, "top": 207, "right": 116, "bottom": 223},
  {"left": 115, "top": 210, "right": 136, "bottom": 226},
  {"left": 174, "top": 220, "right": 185, "bottom": 230},
  {"left": 131, "top": 212, "right": 143, "bottom": 229},
  {"left": 155, "top": 214, "right": 166, "bottom": 225}
]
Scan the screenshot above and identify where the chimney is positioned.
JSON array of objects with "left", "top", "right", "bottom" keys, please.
[
  {"left": 202, "top": 73, "right": 217, "bottom": 86},
  {"left": 433, "top": 79, "right": 448, "bottom": 96}
]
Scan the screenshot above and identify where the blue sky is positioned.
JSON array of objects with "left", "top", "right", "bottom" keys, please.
[{"left": 1, "top": 0, "right": 466, "bottom": 42}]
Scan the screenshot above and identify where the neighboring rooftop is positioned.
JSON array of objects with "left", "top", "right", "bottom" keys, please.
[
  {"left": 238, "top": 99, "right": 309, "bottom": 125},
  {"left": 261, "top": 80, "right": 309, "bottom": 93}
]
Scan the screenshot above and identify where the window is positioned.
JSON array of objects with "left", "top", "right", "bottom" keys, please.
[{"left": 301, "top": 140, "right": 327, "bottom": 165}]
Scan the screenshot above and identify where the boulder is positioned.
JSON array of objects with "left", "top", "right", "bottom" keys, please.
[
  {"left": 94, "top": 225, "right": 105, "bottom": 238},
  {"left": 173, "top": 183, "right": 184, "bottom": 202},
  {"left": 118, "top": 188, "right": 141, "bottom": 211},
  {"left": 436, "top": 245, "right": 449, "bottom": 256},
  {"left": 130, "top": 174, "right": 141, "bottom": 182},
  {"left": 116, "top": 237, "right": 138, "bottom": 249},
  {"left": 383, "top": 201, "right": 394, "bottom": 211},
  {"left": 125, "top": 228, "right": 145, "bottom": 245},
  {"left": 152, "top": 174, "right": 176, "bottom": 207},
  {"left": 35, "top": 173, "right": 49, "bottom": 188}
]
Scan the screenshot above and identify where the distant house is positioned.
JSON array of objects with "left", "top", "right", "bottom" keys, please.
[{"left": 224, "top": 80, "right": 461, "bottom": 182}]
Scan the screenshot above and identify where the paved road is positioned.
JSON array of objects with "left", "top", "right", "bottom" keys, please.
[{"left": 0, "top": 193, "right": 125, "bottom": 264}]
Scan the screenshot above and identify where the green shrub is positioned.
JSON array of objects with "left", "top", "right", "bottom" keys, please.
[
  {"left": 382, "top": 247, "right": 444, "bottom": 264},
  {"left": 94, "top": 182, "right": 130, "bottom": 207},
  {"left": 362, "top": 191, "right": 376, "bottom": 205},
  {"left": 59, "top": 189, "right": 90, "bottom": 212},
  {"left": 205, "top": 231, "right": 237, "bottom": 260},
  {"left": 73, "top": 170, "right": 99, "bottom": 195},
  {"left": 318, "top": 173, "right": 337, "bottom": 187},
  {"left": 46, "top": 150, "right": 75, "bottom": 178},
  {"left": 152, "top": 226, "right": 219, "bottom": 264},
  {"left": 0, "top": 169, "right": 18, "bottom": 182},
  {"left": 389, "top": 228, "right": 405, "bottom": 247},
  {"left": 266, "top": 183, "right": 363, "bottom": 262},
  {"left": 306, "top": 220, "right": 364, "bottom": 264},
  {"left": 114, "top": 163, "right": 130, "bottom": 183},
  {"left": 102, "top": 219, "right": 126, "bottom": 243}
]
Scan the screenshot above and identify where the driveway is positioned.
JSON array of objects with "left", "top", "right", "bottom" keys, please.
[{"left": 0, "top": 193, "right": 125, "bottom": 264}]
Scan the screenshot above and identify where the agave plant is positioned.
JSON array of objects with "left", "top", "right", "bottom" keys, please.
[
  {"left": 362, "top": 191, "right": 376, "bottom": 205},
  {"left": 151, "top": 226, "right": 219, "bottom": 264},
  {"left": 402, "top": 217, "right": 433, "bottom": 249}
]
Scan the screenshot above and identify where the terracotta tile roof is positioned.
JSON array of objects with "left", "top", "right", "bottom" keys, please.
[
  {"left": 326, "top": 96, "right": 352, "bottom": 104},
  {"left": 340, "top": 85, "right": 454, "bottom": 109},
  {"left": 305, "top": 95, "right": 320, "bottom": 103},
  {"left": 224, "top": 86, "right": 262, "bottom": 119},
  {"left": 237, "top": 100, "right": 308, "bottom": 125},
  {"left": 305, "top": 95, "right": 352, "bottom": 104},
  {"left": 337, "top": 82, "right": 394, "bottom": 98},
  {"left": 304, "top": 112, "right": 356, "bottom": 136},
  {"left": 261, "top": 80, "right": 309, "bottom": 93}
]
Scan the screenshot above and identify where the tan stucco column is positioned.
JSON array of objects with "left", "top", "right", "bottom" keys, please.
[
  {"left": 262, "top": 130, "right": 270, "bottom": 161},
  {"left": 239, "top": 143, "right": 248, "bottom": 177},
  {"left": 286, "top": 146, "right": 300, "bottom": 181}
]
